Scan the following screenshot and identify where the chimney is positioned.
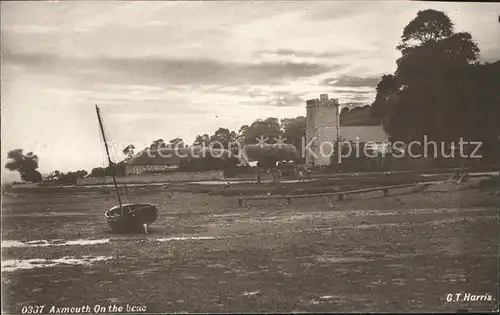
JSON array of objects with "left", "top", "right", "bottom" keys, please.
[{"left": 320, "top": 94, "right": 328, "bottom": 101}]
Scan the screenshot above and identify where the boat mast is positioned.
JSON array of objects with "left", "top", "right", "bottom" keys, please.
[{"left": 95, "top": 105, "right": 123, "bottom": 212}]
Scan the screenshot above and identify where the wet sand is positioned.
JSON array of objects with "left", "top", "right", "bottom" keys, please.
[{"left": 1, "top": 186, "right": 499, "bottom": 313}]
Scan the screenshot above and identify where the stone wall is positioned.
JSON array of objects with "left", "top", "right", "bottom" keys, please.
[
  {"left": 124, "top": 164, "right": 180, "bottom": 176},
  {"left": 76, "top": 170, "right": 224, "bottom": 185}
]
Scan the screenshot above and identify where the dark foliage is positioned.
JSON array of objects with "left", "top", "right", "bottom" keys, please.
[{"left": 370, "top": 9, "right": 499, "bottom": 162}]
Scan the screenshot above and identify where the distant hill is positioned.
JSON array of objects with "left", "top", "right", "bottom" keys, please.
[{"left": 340, "top": 104, "right": 381, "bottom": 126}]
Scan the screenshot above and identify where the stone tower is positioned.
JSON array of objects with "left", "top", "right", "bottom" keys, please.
[{"left": 305, "top": 94, "right": 339, "bottom": 166}]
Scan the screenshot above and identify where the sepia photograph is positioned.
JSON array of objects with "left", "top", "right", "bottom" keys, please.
[{"left": 1, "top": 0, "right": 499, "bottom": 313}]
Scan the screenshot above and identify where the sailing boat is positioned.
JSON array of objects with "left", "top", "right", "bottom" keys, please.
[{"left": 95, "top": 105, "right": 159, "bottom": 234}]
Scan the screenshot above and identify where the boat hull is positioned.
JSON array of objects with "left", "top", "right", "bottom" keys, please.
[{"left": 105, "top": 203, "right": 158, "bottom": 233}]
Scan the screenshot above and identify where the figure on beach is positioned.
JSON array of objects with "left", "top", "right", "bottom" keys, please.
[
  {"left": 272, "top": 168, "right": 281, "bottom": 185},
  {"left": 297, "top": 169, "right": 304, "bottom": 183}
]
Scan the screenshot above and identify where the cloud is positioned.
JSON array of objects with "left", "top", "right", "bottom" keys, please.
[
  {"left": 198, "top": 83, "right": 376, "bottom": 108},
  {"left": 347, "top": 95, "right": 374, "bottom": 102},
  {"left": 343, "top": 102, "right": 367, "bottom": 108},
  {"left": 322, "top": 76, "right": 381, "bottom": 88},
  {"left": 3, "top": 24, "right": 57, "bottom": 34},
  {"left": 301, "top": 2, "right": 383, "bottom": 21},
  {"left": 258, "top": 49, "right": 355, "bottom": 59},
  {"left": 3, "top": 52, "right": 338, "bottom": 87},
  {"left": 187, "top": 85, "right": 306, "bottom": 108},
  {"left": 332, "top": 88, "right": 374, "bottom": 94},
  {"left": 269, "top": 92, "right": 304, "bottom": 107}
]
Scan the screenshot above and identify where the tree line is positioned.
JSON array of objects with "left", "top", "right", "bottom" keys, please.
[
  {"left": 140, "top": 116, "right": 308, "bottom": 154},
  {"left": 3, "top": 116, "right": 308, "bottom": 183},
  {"left": 4, "top": 149, "right": 91, "bottom": 184},
  {"left": 370, "top": 9, "right": 500, "bottom": 162}
]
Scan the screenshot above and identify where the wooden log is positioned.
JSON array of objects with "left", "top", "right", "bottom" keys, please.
[{"left": 238, "top": 182, "right": 432, "bottom": 205}]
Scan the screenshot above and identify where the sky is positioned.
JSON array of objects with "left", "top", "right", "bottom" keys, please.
[{"left": 1, "top": 1, "right": 499, "bottom": 179}]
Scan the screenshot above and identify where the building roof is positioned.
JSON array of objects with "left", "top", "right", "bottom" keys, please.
[
  {"left": 126, "top": 146, "right": 232, "bottom": 166},
  {"left": 339, "top": 125, "right": 388, "bottom": 143},
  {"left": 241, "top": 144, "right": 300, "bottom": 162}
]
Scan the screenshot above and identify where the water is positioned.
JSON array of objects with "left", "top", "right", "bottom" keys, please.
[
  {"left": 156, "top": 236, "right": 217, "bottom": 242},
  {"left": 2, "top": 256, "right": 111, "bottom": 272},
  {"left": 2, "top": 239, "right": 110, "bottom": 248},
  {"left": 2, "top": 236, "right": 220, "bottom": 249},
  {"left": 2, "top": 236, "right": 220, "bottom": 273}
]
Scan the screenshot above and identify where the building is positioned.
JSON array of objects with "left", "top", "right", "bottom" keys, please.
[
  {"left": 126, "top": 143, "right": 302, "bottom": 175},
  {"left": 305, "top": 94, "right": 340, "bottom": 166},
  {"left": 124, "top": 146, "right": 232, "bottom": 175},
  {"left": 339, "top": 125, "right": 390, "bottom": 156},
  {"left": 240, "top": 143, "right": 300, "bottom": 165},
  {"left": 305, "top": 94, "right": 389, "bottom": 167},
  {"left": 340, "top": 125, "right": 388, "bottom": 144}
]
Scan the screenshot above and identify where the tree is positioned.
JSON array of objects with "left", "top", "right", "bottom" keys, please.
[
  {"left": 340, "top": 107, "right": 350, "bottom": 115},
  {"left": 74, "top": 170, "right": 88, "bottom": 178},
  {"left": 210, "top": 128, "right": 235, "bottom": 149},
  {"left": 465, "top": 61, "right": 500, "bottom": 162},
  {"left": 47, "top": 170, "right": 61, "bottom": 180},
  {"left": 230, "top": 130, "right": 237, "bottom": 142},
  {"left": 370, "top": 74, "right": 399, "bottom": 120},
  {"left": 395, "top": 32, "right": 479, "bottom": 143},
  {"left": 237, "top": 125, "right": 249, "bottom": 140},
  {"left": 89, "top": 162, "right": 126, "bottom": 178},
  {"left": 179, "top": 154, "right": 236, "bottom": 172},
  {"left": 193, "top": 134, "right": 210, "bottom": 146},
  {"left": 373, "top": 9, "right": 500, "bottom": 162},
  {"left": 397, "top": 9, "right": 454, "bottom": 51},
  {"left": 244, "top": 118, "right": 282, "bottom": 145},
  {"left": 149, "top": 139, "right": 165, "bottom": 150},
  {"left": 90, "top": 167, "right": 107, "bottom": 177},
  {"left": 5, "top": 149, "right": 42, "bottom": 183},
  {"left": 57, "top": 170, "right": 89, "bottom": 185},
  {"left": 23, "top": 169, "right": 42, "bottom": 183},
  {"left": 168, "top": 137, "right": 185, "bottom": 148},
  {"left": 122, "top": 144, "right": 135, "bottom": 159},
  {"left": 281, "top": 116, "right": 306, "bottom": 150},
  {"left": 371, "top": 9, "right": 484, "bottom": 153}
]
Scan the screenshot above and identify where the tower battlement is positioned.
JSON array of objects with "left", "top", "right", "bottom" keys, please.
[{"left": 306, "top": 94, "right": 339, "bottom": 109}]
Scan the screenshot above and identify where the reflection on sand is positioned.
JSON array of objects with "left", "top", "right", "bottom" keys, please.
[
  {"left": 2, "top": 239, "right": 110, "bottom": 248},
  {"left": 156, "top": 236, "right": 218, "bottom": 242},
  {"left": 2, "top": 256, "right": 111, "bottom": 272},
  {"left": 2, "top": 236, "right": 219, "bottom": 249}
]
